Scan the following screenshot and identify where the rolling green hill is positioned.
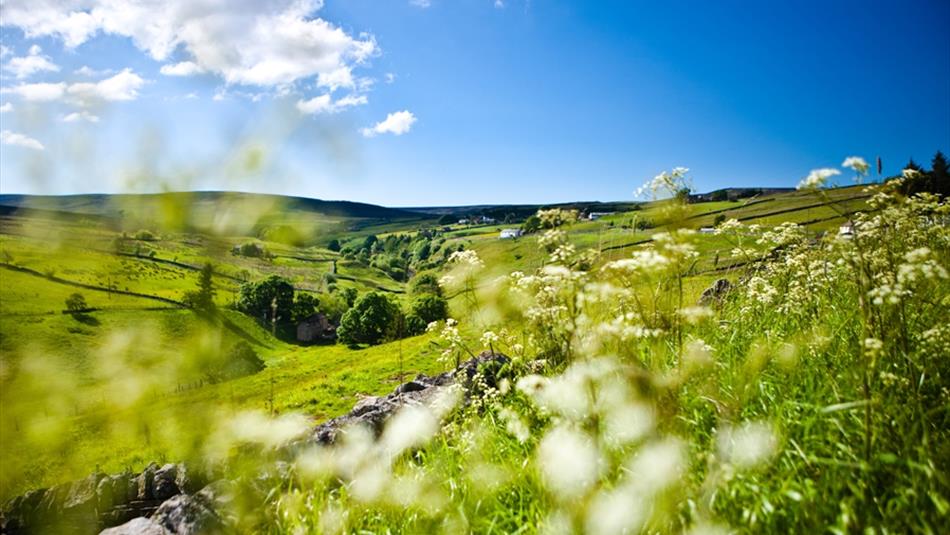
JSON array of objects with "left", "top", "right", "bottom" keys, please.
[{"left": 0, "top": 185, "right": 874, "bottom": 499}]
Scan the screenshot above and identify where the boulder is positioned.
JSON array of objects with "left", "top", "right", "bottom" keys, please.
[
  {"left": 152, "top": 464, "right": 180, "bottom": 501},
  {"left": 150, "top": 493, "right": 223, "bottom": 535},
  {"left": 99, "top": 516, "right": 170, "bottom": 535},
  {"left": 699, "top": 278, "right": 732, "bottom": 306},
  {"left": 97, "top": 472, "right": 132, "bottom": 511},
  {"left": 135, "top": 463, "right": 159, "bottom": 501}
]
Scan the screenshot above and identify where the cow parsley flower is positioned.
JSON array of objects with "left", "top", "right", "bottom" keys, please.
[
  {"left": 537, "top": 425, "right": 601, "bottom": 499},
  {"left": 842, "top": 156, "right": 869, "bottom": 175}
]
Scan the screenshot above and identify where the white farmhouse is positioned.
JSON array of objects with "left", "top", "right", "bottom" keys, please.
[{"left": 500, "top": 228, "right": 523, "bottom": 239}]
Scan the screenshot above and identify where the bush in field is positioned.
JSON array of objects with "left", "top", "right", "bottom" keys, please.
[
  {"left": 232, "top": 242, "right": 268, "bottom": 258},
  {"left": 134, "top": 229, "right": 157, "bottom": 241},
  {"left": 337, "top": 292, "right": 399, "bottom": 346},
  {"left": 64, "top": 293, "right": 87, "bottom": 314}
]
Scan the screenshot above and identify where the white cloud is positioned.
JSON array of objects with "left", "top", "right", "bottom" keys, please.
[
  {"left": 3, "top": 44, "right": 60, "bottom": 79},
  {"left": 361, "top": 110, "right": 416, "bottom": 137},
  {"left": 317, "top": 65, "right": 354, "bottom": 91},
  {"left": 74, "top": 65, "right": 113, "bottom": 77},
  {"left": 62, "top": 110, "right": 100, "bottom": 122},
  {"left": 410, "top": 0, "right": 432, "bottom": 7},
  {"left": 159, "top": 61, "right": 204, "bottom": 77},
  {"left": 2, "top": 69, "right": 145, "bottom": 104},
  {"left": 494, "top": 0, "right": 504, "bottom": 7},
  {"left": 0, "top": 0, "right": 379, "bottom": 88},
  {"left": 1, "top": 130, "right": 45, "bottom": 150},
  {"left": 0, "top": 103, "right": 12, "bottom": 113},
  {"left": 1, "top": 82, "right": 67, "bottom": 101},
  {"left": 0, "top": 45, "right": 11, "bottom": 59},
  {"left": 296, "top": 93, "right": 367, "bottom": 115},
  {"left": 66, "top": 68, "right": 146, "bottom": 102},
  {"left": 384, "top": 72, "right": 396, "bottom": 84}
]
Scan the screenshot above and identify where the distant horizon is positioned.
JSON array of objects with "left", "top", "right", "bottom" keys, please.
[{"left": 3, "top": 183, "right": 879, "bottom": 211}]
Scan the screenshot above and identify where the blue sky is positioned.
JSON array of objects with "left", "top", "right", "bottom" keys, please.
[{"left": 1, "top": 0, "right": 948, "bottom": 206}]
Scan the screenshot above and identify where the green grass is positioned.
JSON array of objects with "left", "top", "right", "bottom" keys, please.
[{"left": 1, "top": 183, "right": 888, "bottom": 522}]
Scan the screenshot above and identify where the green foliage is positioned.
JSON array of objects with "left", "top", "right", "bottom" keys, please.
[
  {"left": 237, "top": 275, "right": 295, "bottom": 324},
  {"left": 232, "top": 242, "right": 268, "bottom": 258},
  {"left": 327, "top": 239, "right": 341, "bottom": 252},
  {"left": 183, "top": 263, "right": 217, "bottom": 313},
  {"left": 521, "top": 214, "right": 541, "bottom": 234},
  {"left": 336, "top": 292, "right": 399, "bottom": 346},
  {"left": 133, "top": 229, "right": 157, "bottom": 241},
  {"left": 408, "top": 272, "right": 442, "bottom": 296},
  {"left": 291, "top": 292, "right": 319, "bottom": 323},
  {"left": 409, "top": 294, "right": 448, "bottom": 325},
  {"left": 64, "top": 292, "right": 88, "bottom": 314},
  {"left": 339, "top": 287, "right": 358, "bottom": 308}
]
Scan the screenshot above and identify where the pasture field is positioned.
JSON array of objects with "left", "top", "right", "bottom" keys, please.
[{"left": 7, "top": 184, "right": 944, "bottom": 535}]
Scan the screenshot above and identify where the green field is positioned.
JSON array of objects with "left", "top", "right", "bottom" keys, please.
[{"left": 8, "top": 184, "right": 945, "bottom": 535}]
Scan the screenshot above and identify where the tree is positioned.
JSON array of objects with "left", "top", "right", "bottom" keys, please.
[
  {"left": 184, "top": 263, "right": 216, "bottom": 313},
  {"left": 237, "top": 275, "right": 295, "bottom": 325},
  {"left": 408, "top": 272, "right": 443, "bottom": 296},
  {"left": 340, "top": 287, "right": 358, "bottom": 308},
  {"left": 931, "top": 151, "right": 949, "bottom": 197},
  {"left": 327, "top": 239, "right": 341, "bottom": 252},
  {"left": 65, "top": 293, "right": 87, "bottom": 314},
  {"left": 409, "top": 294, "right": 448, "bottom": 325},
  {"left": 438, "top": 214, "right": 456, "bottom": 225},
  {"left": 901, "top": 158, "right": 928, "bottom": 195},
  {"left": 292, "top": 292, "right": 319, "bottom": 323},
  {"left": 337, "top": 292, "right": 399, "bottom": 346},
  {"left": 675, "top": 187, "right": 692, "bottom": 203},
  {"left": 522, "top": 215, "right": 541, "bottom": 234}
]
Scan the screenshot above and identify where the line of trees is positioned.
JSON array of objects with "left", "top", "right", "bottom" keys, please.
[
  {"left": 900, "top": 151, "right": 949, "bottom": 197},
  {"left": 336, "top": 271, "right": 449, "bottom": 347}
]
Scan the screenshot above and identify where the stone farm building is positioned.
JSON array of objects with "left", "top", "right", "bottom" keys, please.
[
  {"left": 500, "top": 228, "right": 523, "bottom": 239},
  {"left": 296, "top": 313, "right": 336, "bottom": 343}
]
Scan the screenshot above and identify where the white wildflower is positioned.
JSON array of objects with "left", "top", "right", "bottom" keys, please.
[
  {"left": 537, "top": 425, "right": 601, "bottom": 499},
  {"left": 842, "top": 156, "right": 869, "bottom": 175},
  {"left": 716, "top": 421, "right": 777, "bottom": 469}
]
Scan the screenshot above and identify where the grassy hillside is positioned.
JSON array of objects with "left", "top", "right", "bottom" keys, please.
[{"left": 0, "top": 185, "right": 876, "bottom": 502}]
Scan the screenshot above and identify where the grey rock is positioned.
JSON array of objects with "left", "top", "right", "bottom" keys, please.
[
  {"left": 153, "top": 464, "right": 180, "bottom": 501},
  {"left": 135, "top": 463, "right": 159, "bottom": 501},
  {"left": 151, "top": 493, "right": 223, "bottom": 534},
  {"left": 100, "top": 516, "right": 171, "bottom": 535},
  {"left": 97, "top": 472, "right": 132, "bottom": 511},
  {"left": 699, "top": 278, "right": 732, "bottom": 306}
]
